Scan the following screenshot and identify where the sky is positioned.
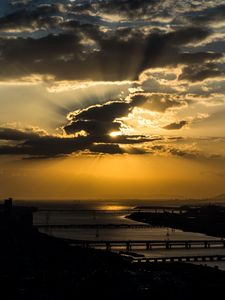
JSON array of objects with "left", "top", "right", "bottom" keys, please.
[{"left": 0, "top": 0, "right": 225, "bottom": 200}]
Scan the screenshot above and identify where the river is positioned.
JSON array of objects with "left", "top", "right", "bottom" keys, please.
[{"left": 33, "top": 201, "right": 225, "bottom": 270}]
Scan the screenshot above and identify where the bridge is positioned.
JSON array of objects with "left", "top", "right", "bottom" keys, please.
[
  {"left": 37, "top": 205, "right": 187, "bottom": 215},
  {"left": 68, "top": 239, "right": 225, "bottom": 251},
  {"left": 134, "top": 206, "right": 188, "bottom": 214},
  {"left": 36, "top": 224, "right": 165, "bottom": 229},
  {"left": 131, "top": 254, "right": 225, "bottom": 263},
  {"left": 38, "top": 209, "right": 133, "bottom": 215}
]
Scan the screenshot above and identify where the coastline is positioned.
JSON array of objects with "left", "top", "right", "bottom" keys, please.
[{"left": 127, "top": 205, "right": 225, "bottom": 238}]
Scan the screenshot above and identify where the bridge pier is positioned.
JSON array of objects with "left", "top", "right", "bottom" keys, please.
[
  {"left": 178, "top": 258, "right": 183, "bottom": 262},
  {"left": 146, "top": 242, "right": 152, "bottom": 250},
  {"left": 186, "top": 257, "right": 191, "bottom": 262},
  {"left": 194, "top": 257, "right": 198, "bottom": 261},
  {"left": 106, "top": 242, "right": 111, "bottom": 251},
  {"left": 202, "top": 257, "right": 206, "bottom": 261},
  {"left": 84, "top": 242, "right": 90, "bottom": 248},
  {"left": 185, "top": 242, "right": 191, "bottom": 249},
  {"left": 131, "top": 255, "right": 225, "bottom": 264},
  {"left": 204, "top": 242, "right": 210, "bottom": 248},
  {"left": 165, "top": 242, "right": 171, "bottom": 249},
  {"left": 70, "top": 239, "right": 223, "bottom": 252},
  {"left": 126, "top": 242, "right": 131, "bottom": 251}
]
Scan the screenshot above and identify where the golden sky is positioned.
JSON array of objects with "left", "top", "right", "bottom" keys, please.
[{"left": 0, "top": 0, "right": 225, "bottom": 200}]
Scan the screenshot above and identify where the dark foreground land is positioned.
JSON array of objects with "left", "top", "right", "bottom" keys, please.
[
  {"left": 1, "top": 200, "right": 225, "bottom": 299},
  {"left": 129, "top": 204, "right": 225, "bottom": 238},
  {"left": 1, "top": 228, "right": 225, "bottom": 300}
]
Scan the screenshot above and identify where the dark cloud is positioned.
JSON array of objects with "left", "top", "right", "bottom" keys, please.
[
  {"left": 0, "top": 24, "right": 216, "bottom": 81},
  {"left": 64, "top": 98, "right": 145, "bottom": 136},
  {"left": 0, "top": 127, "right": 43, "bottom": 140},
  {"left": 173, "top": 51, "right": 221, "bottom": 65},
  {"left": 168, "top": 147, "right": 194, "bottom": 157},
  {"left": 78, "top": 0, "right": 160, "bottom": 19},
  {"left": 0, "top": 4, "right": 63, "bottom": 31},
  {"left": 151, "top": 145, "right": 165, "bottom": 151},
  {"left": 0, "top": 0, "right": 224, "bottom": 160},
  {"left": 163, "top": 120, "right": 188, "bottom": 130},
  {"left": 0, "top": 91, "right": 163, "bottom": 158},
  {"left": 0, "top": 1, "right": 223, "bottom": 84},
  {"left": 63, "top": 92, "right": 169, "bottom": 140},
  {"left": 61, "top": 96, "right": 161, "bottom": 156},
  {"left": 151, "top": 144, "right": 201, "bottom": 159},
  {"left": 133, "top": 27, "right": 214, "bottom": 78},
  {"left": 68, "top": 101, "right": 130, "bottom": 123},
  {"left": 0, "top": 32, "right": 81, "bottom": 65},
  {"left": 179, "top": 63, "right": 224, "bottom": 82},
  {"left": 89, "top": 143, "right": 125, "bottom": 154},
  {"left": 0, "top": 127, "right": 90, "bottom": 157},
  {"left": 0, "top": 124, "right": 154, "bottom": 158},
  {"left": 64, "top": 120, "right": 121, "bottom": 136},
  {"left": 130, "top": 93, "right": 186, "bottom": 112},
  {"left": 185, "top": 4, "right": 225, "bottom": 26},
  {"left": 0, "top": 128, "right": 90, "bottom": 157}
]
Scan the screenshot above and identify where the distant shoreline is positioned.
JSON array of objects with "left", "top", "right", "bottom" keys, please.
[
  {"left": 127, "top": 205, "right": 225, "bottom": 238},
  {"left": 1, "top": 197, "right": 225, "bottom": 210}
]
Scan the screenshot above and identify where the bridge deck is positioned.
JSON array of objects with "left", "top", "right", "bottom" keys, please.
[
  {"left": 70, "top": 239, "right": 223, "bottom": 244},
  {"left": 68, "top": 239, "right": 225, "bottom": 250},
  {"left": 132, "top": 255, "right": 225, "bottom": 263},
  {"left": 37, "top": 206, "right": 185, "bottom": 214},
  {"left": 36, "top": 224, "right": 162, "bottom": 229}
]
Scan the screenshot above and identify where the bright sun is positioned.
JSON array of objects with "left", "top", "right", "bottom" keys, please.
[{"left": 109, "top": 131, "right": 122, "bottom": 137}]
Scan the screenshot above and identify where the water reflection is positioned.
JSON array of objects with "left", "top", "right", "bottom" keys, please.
[{"left": 34, "top": 205, "right": 225, "bottom": 270}]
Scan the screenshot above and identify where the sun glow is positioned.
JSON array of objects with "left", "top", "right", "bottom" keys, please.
[
  {"left": 99, "top": 205, "right": 131, "bottom": 211},
  {"left": 109, "top": 131, "right": 122, "bottom": 137}
]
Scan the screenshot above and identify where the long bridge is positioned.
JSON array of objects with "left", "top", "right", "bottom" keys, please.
[
  {"left": 37, "top": 206, "right": 187, "bottom": 214},
  {"left": 36, "top": 224, "right": 165, "bottom": 229},
  {"left": 68, "top": 239, "right": 225, "bottom": 251},
  {"left": 131, "top": 254, "right": 225, "bottom": 264}
]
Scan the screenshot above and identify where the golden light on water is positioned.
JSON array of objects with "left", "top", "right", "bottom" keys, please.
[{"left": 99, "top": 205, "right": 131, "bottom": 211}]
